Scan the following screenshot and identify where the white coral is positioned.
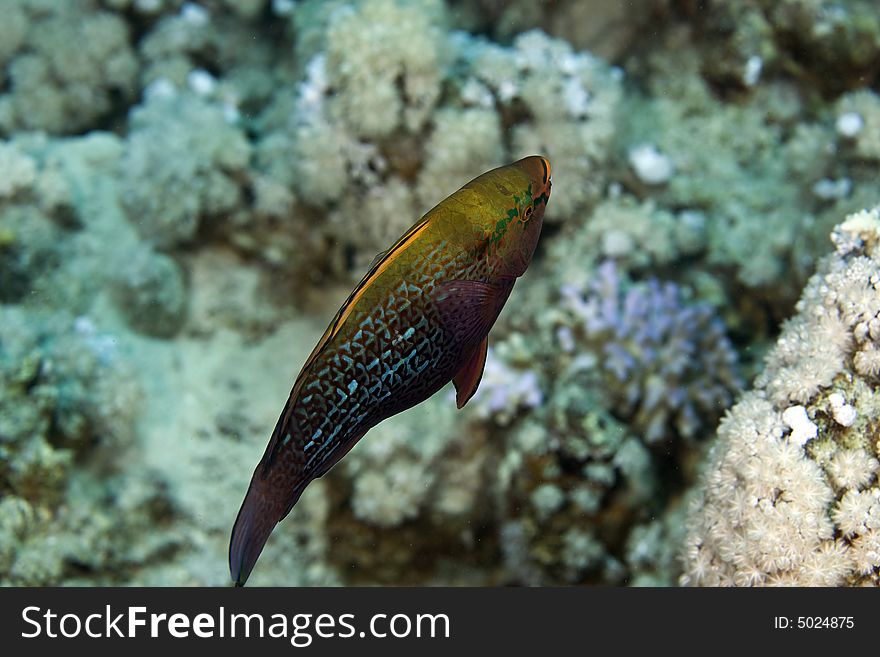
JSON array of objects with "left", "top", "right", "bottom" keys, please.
[
  {"left": 827, "top": 392, "right": 857, "bottom": 427},
  {"left": 827, "top": 449, "right": 877, "bottom": 490},
  {"left": 781, "top": 405, "right": 817, "bottom": 446},
  {"left": 324, "top": 0, "right": 446, "bottom": 139},
  {"left": 837, "top": 90, "right": 880, "bottom": 160},
  {"left": 832, "top": 490, "right": 880, "bottom": 537},
  {"left": 683, "top": 207, "right": 880, "bottom": 586}
]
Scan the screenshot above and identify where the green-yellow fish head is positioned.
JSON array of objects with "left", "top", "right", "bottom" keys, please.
[
  {"left": 461, "top": 155, "right": 551, "bottom": 277},
  {"left": 507, "top": 155, "right": 551, "bottom": 275}
]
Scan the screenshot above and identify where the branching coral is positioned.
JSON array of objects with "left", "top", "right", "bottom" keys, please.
[
  {"left": 555, "top": 261, "right": 740, "bottom": 444},
  {"left": 469, "top": 345, "right": 543, "bottom": 427},
  {"left": 471, "top": 256, "right": 739, "bottom": 585},
  {"left": 683, "top": 206, "right": 880, "bottom": 586}
]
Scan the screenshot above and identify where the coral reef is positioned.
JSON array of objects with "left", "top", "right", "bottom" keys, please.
[
  {"left": 111, "top": 247, "right": 187, "bottom": 338},
  {"left": 605, "top": 14, "right": 880, "bottom": 346},
  {"left": 478, "top": 256, "right": 739, "bottom": 585},
  {"left": 322, "top": 0, "right": 448, "bottom": 140},
  {"left": 320, "top": 395, "right": 497, "bottom": 584},
  {"left": 2, "top": 0, "right": 879, "bottom": 588},
  {"left": 119, "top": 91, "right": 251, "bottom": 249},
  {"left": 0, "top": 307, "right": 164, "bottom": 584},
  {"left": 309, "top": 252, "right": 741, "bottom": 586},
  {"left": 836, "top": 89, "right": 880, "bottom": 162},
  {"left": 252, "top": 4, "right": 622, "bottom": 277},
  {"left": 447, "top": 0, "right": 666, "bottom": 61},
  {"left": 683, "top": 207, "right": 880, "bottom": 586},
  {"left": 555, "top": 260, "right": 740, "bottom": 443},
  {"left": 688, "top": 0, "right": 880, "bottom": 95},
  {"left": 458, "top": 29, "right": 622, "bottom": 220},
  {"left": 0, "top": 0, "right": 139, "bottom": 135}
]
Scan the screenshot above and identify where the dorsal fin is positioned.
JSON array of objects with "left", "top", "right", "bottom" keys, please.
[{"left": 368, "top": 248, "right": 390, "bottom": 270}]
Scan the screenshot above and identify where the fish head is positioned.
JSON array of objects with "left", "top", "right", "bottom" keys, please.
[
  {"left": 505, "top": 155, "right": 551, "bottom": 276},
  {"left": 453, "top": 155, "right": 552, "bottom": 277}
]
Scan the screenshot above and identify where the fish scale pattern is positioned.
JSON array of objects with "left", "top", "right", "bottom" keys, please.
[{"left": 286, "top": 243, "right": 481, "bottom": 481}]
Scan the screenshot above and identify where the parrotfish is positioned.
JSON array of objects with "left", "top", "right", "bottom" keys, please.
[{"left": 230, "top": 156, "right": 552, "bottom": 585}]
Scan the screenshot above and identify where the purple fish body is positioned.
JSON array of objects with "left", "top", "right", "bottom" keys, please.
[{"left": 230, "top": 156, "right": 551, "bottom": 585}]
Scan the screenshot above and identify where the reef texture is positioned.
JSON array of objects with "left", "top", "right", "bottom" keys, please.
[
  {"left": 683, "top": 208, "right": 880, "bottom": 586},
  {"left": 1, "top": 0, "right": 880, "bottom": 586}
]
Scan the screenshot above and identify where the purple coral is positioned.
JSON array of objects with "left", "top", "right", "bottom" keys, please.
[{"left": 560, "top": 261, "right": 740, "bottom": 443}]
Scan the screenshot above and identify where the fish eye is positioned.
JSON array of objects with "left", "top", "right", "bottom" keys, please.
[{"left": 525, "top": 206, "right": 533, "bottom": 218}]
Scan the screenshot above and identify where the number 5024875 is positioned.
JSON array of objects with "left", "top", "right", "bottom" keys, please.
[{"left": 797, "top": 617, "right": 854, "bottom": 629}]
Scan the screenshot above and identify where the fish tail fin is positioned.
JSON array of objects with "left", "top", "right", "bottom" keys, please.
[
  {"left": 229, "top": 471, "right": 304, "bottom": 586},
  {"left": 229, "top": 477, "right": 276, "bottom": 586}
]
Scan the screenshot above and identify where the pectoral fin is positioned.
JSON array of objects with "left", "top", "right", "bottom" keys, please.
[
  {"left": 433, "top": 278, "right": 514, "bottom": 410},
  {"left": 433, "top": 279, "right": 513, "bottom": 344},
  {"left": 454, "top": 336, "right": 488, "bottom": 409}
]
